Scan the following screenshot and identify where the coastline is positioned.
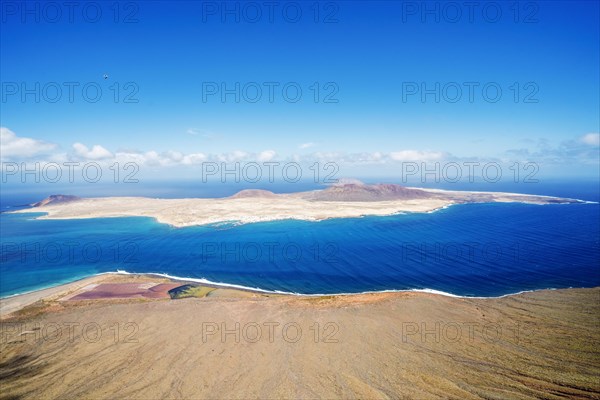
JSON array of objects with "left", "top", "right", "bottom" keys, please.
[
  {"left": 9, "top": 198, "right": 593, "bottom": 228},
  {"left": 0, "top": 271, "right": 591, "bottom": 318},
  {"left": 10, "top": 197, "right": 454, "bottom": 228},
  {"left": 3, "top": 186, "right": 598, "bottom": 397},
  {"left": 8, "top": 185, "right": 591, "bottom": 228},
  {"left": 1, "top": 274, "right": 598, "bottom": 398}
]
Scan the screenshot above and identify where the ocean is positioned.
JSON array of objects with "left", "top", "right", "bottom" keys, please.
[{"left": 1, "top": 181, "right": 599, "bottom": 298}]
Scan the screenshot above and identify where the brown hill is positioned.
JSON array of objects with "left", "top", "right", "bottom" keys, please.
[
  {"left": 302, "top": 183, "right": 433, "bottom": 202},
  {"left": 229, "top": 189, "right": 279, "bottom": 199},
  {"left": 32, "top": 195, "right": 80, "bottom": 207}
]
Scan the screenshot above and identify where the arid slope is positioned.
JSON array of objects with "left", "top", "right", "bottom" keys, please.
[{"left": 0, "top": 278, "right": 598, "bottom": 399}]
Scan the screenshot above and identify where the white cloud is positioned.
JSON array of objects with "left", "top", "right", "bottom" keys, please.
[
  {"left": 182, "top": 153, "right": 207, "bottom": 165},
  {"left": 217, "top": 150, "right": 249, "bottom": 162},
  {"left": 141, "top": 150, "right": 163, "bottom": 166},
  {"left": 504, "top": 134, "right": 600, "bottom": 166},
  {"left": 581, "top": 133, "right": 600, "bottom": 146},
  {"left": 0, "top": 127, "right": 57, "bottom": 159},
  {"left": 72, "top": 142, "right": 113, "bottom": 160},
  {"left": 257, "top": 150, "right": 276, "bottom": 162},
  {"left": 112, "top": 150, "right": 201, "bottom": 167},
  {"left": 299, "top": 142, "right": 316, "bottom": 149},
  {"left": 389, "top": 150, "right": 445, "bottom": 162},
  {"left": 165, "top": 150, "right": 184, "bottom": 162},
  {"left": 289, "top": 150, "right": 449, "bottom": 165},
  {"left": 113, "top": 149, "right": 276, "bottom": 165}
]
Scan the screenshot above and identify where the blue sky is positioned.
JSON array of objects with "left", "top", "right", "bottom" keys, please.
[{"left": 1, "top": 0, "right": 599, "bottom": 183}]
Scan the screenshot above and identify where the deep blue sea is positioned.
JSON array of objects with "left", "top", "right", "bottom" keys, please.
[{"left": 1, "top": 181, "right": 599, "bottom": 297}]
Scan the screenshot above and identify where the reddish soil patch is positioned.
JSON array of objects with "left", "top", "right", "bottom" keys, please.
[{"left": 69, "top": 283, "right": 183, "bottom": 300}]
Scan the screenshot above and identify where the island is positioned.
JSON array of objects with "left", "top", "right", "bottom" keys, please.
[
  {"left": 11, "top": 183, "right": 585, "bottom": 227},
  {"left": 1, "top": 184, "right": 598, "bottom": 398}
]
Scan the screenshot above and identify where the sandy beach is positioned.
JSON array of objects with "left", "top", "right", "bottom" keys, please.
[{"left": 1, "top": 273, "right": 599, "bottom": 399}]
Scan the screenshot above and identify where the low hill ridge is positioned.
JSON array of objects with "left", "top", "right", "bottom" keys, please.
[
  {"left": 229, "top": 189, "right": 279, "bottom": 199},
  {"left": 302, "top": 183, "right": 433, "bottom": 201},
  {"left": 32, "top": 195, "right": 81, "bottom": 207}
]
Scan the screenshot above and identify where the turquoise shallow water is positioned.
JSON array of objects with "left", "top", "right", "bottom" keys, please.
[{"left": 1, "top": 200, "right": 599, "bottom": 297}]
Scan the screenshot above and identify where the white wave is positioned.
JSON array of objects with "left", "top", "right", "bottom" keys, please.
[
  {"left": 0, "top": 270, "right": 574, "bottom": 300},
  {"left": 106, "top": 270, "right": 566, "bottom": 299}
]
